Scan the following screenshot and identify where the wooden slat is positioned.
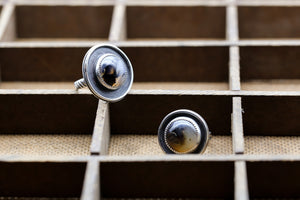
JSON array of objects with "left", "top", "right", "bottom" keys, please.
[
  {"left": 0, "top": 1, "right": 298, "bottom": 199},
  {"left": 234, "top": 161, "right": 249, "bottom": 200},
  {"left": 81, "top": 158, "right": 100, "bottom": 200},
  {"left": 3, "top": 39, "right": 300, "bottom": 47},
  {"left": 239, "top": 40, "right": 300, "bottom": 46},
  {"left": 232, "top": 97, "right": 244, "bottom": 154},
  {"left": 126, "top": 6, "right": 226, "bottom": 39},
  {"left": 226, "top": 1, "right": 238, "bottom": 42},
  {"left": 0, "top": 3, "right": 15, "bottom": 41},
  {"left": 0, "top": 89, "right": 300, "bottom": 96},
  {"left": 109, "top": 2, "right": 126, "bottom": 41},
  {"left": 237, "top": 0, "right": 300, "bottom": 6},
  {"left": 229, "top": 46, "right": 241, "bottom": 90},
  {"left": 98, "top": 155, "right": 300, "bottom": 162},
  {"left": 0, "top": 81, "right": 229, "bottom": 90},
  {"left": 239, "top": 6, "right": 300, "bottom": 39},
  {"left": 0, "top": 154, "right": 299, "bottom": 162},
  {"left": 12, "top": 0, "right": 114, "bottom": 6},
  {"left": 125, "top": 0, "right": 228, "bottom": 6},
  {"left": 226, "top": 1, "right": 241, "bottom": 91},
  {"left": 0, "top": 40, "right": 231, "bottom": 47},
  {"left": 90, "top": 101, "right": 110, "bottom": 155}
]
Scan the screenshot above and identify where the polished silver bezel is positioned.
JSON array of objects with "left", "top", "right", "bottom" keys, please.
[
  {"left": 158, "top": 109, "right": 210, "bottom": 154},
  {"left": 82, "top": 44, "right": 134, "bottom": 102}
]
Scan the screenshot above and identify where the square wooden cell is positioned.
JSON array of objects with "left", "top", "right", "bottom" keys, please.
[
  {"left": 15, "top": 5, "right": 113, "bottom": 40},
  {"left": 0, "top": 95, "right": 97, "bottom": 156},
  {"left": 0, "top": 1, "right": 299, "bottom": 200},
  {"left": 126, "top": 6, "right": 226, "bottom": 39},
  {"left": 108, "top": 95, "right": 233, "bottom": 156}
]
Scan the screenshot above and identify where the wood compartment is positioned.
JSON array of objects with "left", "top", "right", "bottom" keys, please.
[
  {"left": 239, "top": 6, "right": 300, "bottom": 38},
  {"left": 247, "top": 161, "right": 300, "bottom": 199},
  {"left": 240, "top": 46, "right": 300, "bottom": 91},
  {"left": 12, "top": 5, "right": 113, "bottom": 40},
  {"left": 108, "top": 95, "right": 233, "bottom": 155},
  {"left": 0, "top": 45, "right": 229, "bottom": 90},
  {"left": 0, "top": 94, "right": 97, "bottom": 156},
  {"left": 122, "top": 46, "right": 229, "bottom": 90},
  {"left": 101, "top": 161, "right": 234, "bottom": 199},
  {"left": 0, "top": 47, "right": 88, "bottom": 82},
  {"left": 126, "top": 6, "right": 226, "bottom": 39},
  {"left": 242, "top": 96, "right": 300, "bottom": 155},
  {"left": 0, "top": 0, "right": 299, "bottom": 199},
  {"left": 0, "top": 161, "right": 86, "bottom": 199}
]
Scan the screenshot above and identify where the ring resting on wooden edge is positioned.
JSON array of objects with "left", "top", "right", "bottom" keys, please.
[
  {"left": 158, "top": 109, "right": 211, "bottom": 154},
  {"left": 74, "top": 44, "right": 134, "bottom": 103}
]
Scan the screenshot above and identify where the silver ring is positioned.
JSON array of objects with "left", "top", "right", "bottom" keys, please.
[
  {"left": 158, "top": 109, "right": 211, "bottom": 154},
  {"left": 74, "top": 44, "right": 134, "bottom": 103}
]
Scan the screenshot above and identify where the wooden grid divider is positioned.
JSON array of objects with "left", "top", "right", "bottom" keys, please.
[
  {"left": 0, "top": 2, "right": 15, "bottom": 41},
  {"left": 81, "top": 158, "right": 100, "bottom": 200},
  {"left": 234, "top": 161, "right": 249, "bottom": 200},
  {"left": 232, "top": 97, "right": 244, "bottom": 154},
  {"left": 90, "top": 101, "right": 110, "bottom": 155},
  {"left": 109, "top": 0, "right": 126, "bottom": 41},
  {"left": 0, "top": 0, "right": 299, "bottom": 199}
]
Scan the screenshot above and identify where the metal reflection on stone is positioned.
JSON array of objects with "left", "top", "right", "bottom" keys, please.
[{"left": 95, "top": 54, "right": 127, "bottom": 90}]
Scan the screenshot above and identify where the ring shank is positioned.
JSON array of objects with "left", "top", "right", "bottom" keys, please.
[{"left": 74, "top": 78, "right": 87, "bottom": 90}]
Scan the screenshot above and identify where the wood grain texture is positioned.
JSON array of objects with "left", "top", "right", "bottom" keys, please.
[
  {"left": 226, "top": 2, "right": 238, "bottom": 42},
  {"left": 0, "top": 81, "right": 229, "bottom": 90},
  {"left": 0, "top": 3, "right": 16, "bottom": 41},
  {"left": 81, "top": 159, "right": 100, "bottom": 200},
  {"left": 0, "top": 47, "right": 88, "bottom": 81},
  {"left": 127, "top": 6, "right": 226, "bottom": 39},
  {"left": 90, "top": 101, "right": 110, "bottom": 155},
  {"left": 15, "top": 5, "right": 113, "bottom": 38},
  {"left": 240, "top": 46, "right": 300, "bottom": 80},
  {"left": 232, "top": 97, "right": 244, "bottom": 154},
  {"left": 0, "top": 1, "right": 298, "bottom": 200},
  {"left": 109, "top": 2, "right": 126, "bottom": 41},
  {"left": 235, "top": 161, "right": 249, "bottom": 200},
  {"left": 0, "top": 46, "right": 229, "bottom": 82},
  {"left": 242, "top": 96, "right": 300, "bottom": 136},
  {"left": 122, "top": 46, "right": 229, "bottom": 82},
  {"left": 239, "top": 6, "right": 300, "bottom": 38},
  {"left": 229, "top": 46, "right": 241, "bottom": 90}
]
